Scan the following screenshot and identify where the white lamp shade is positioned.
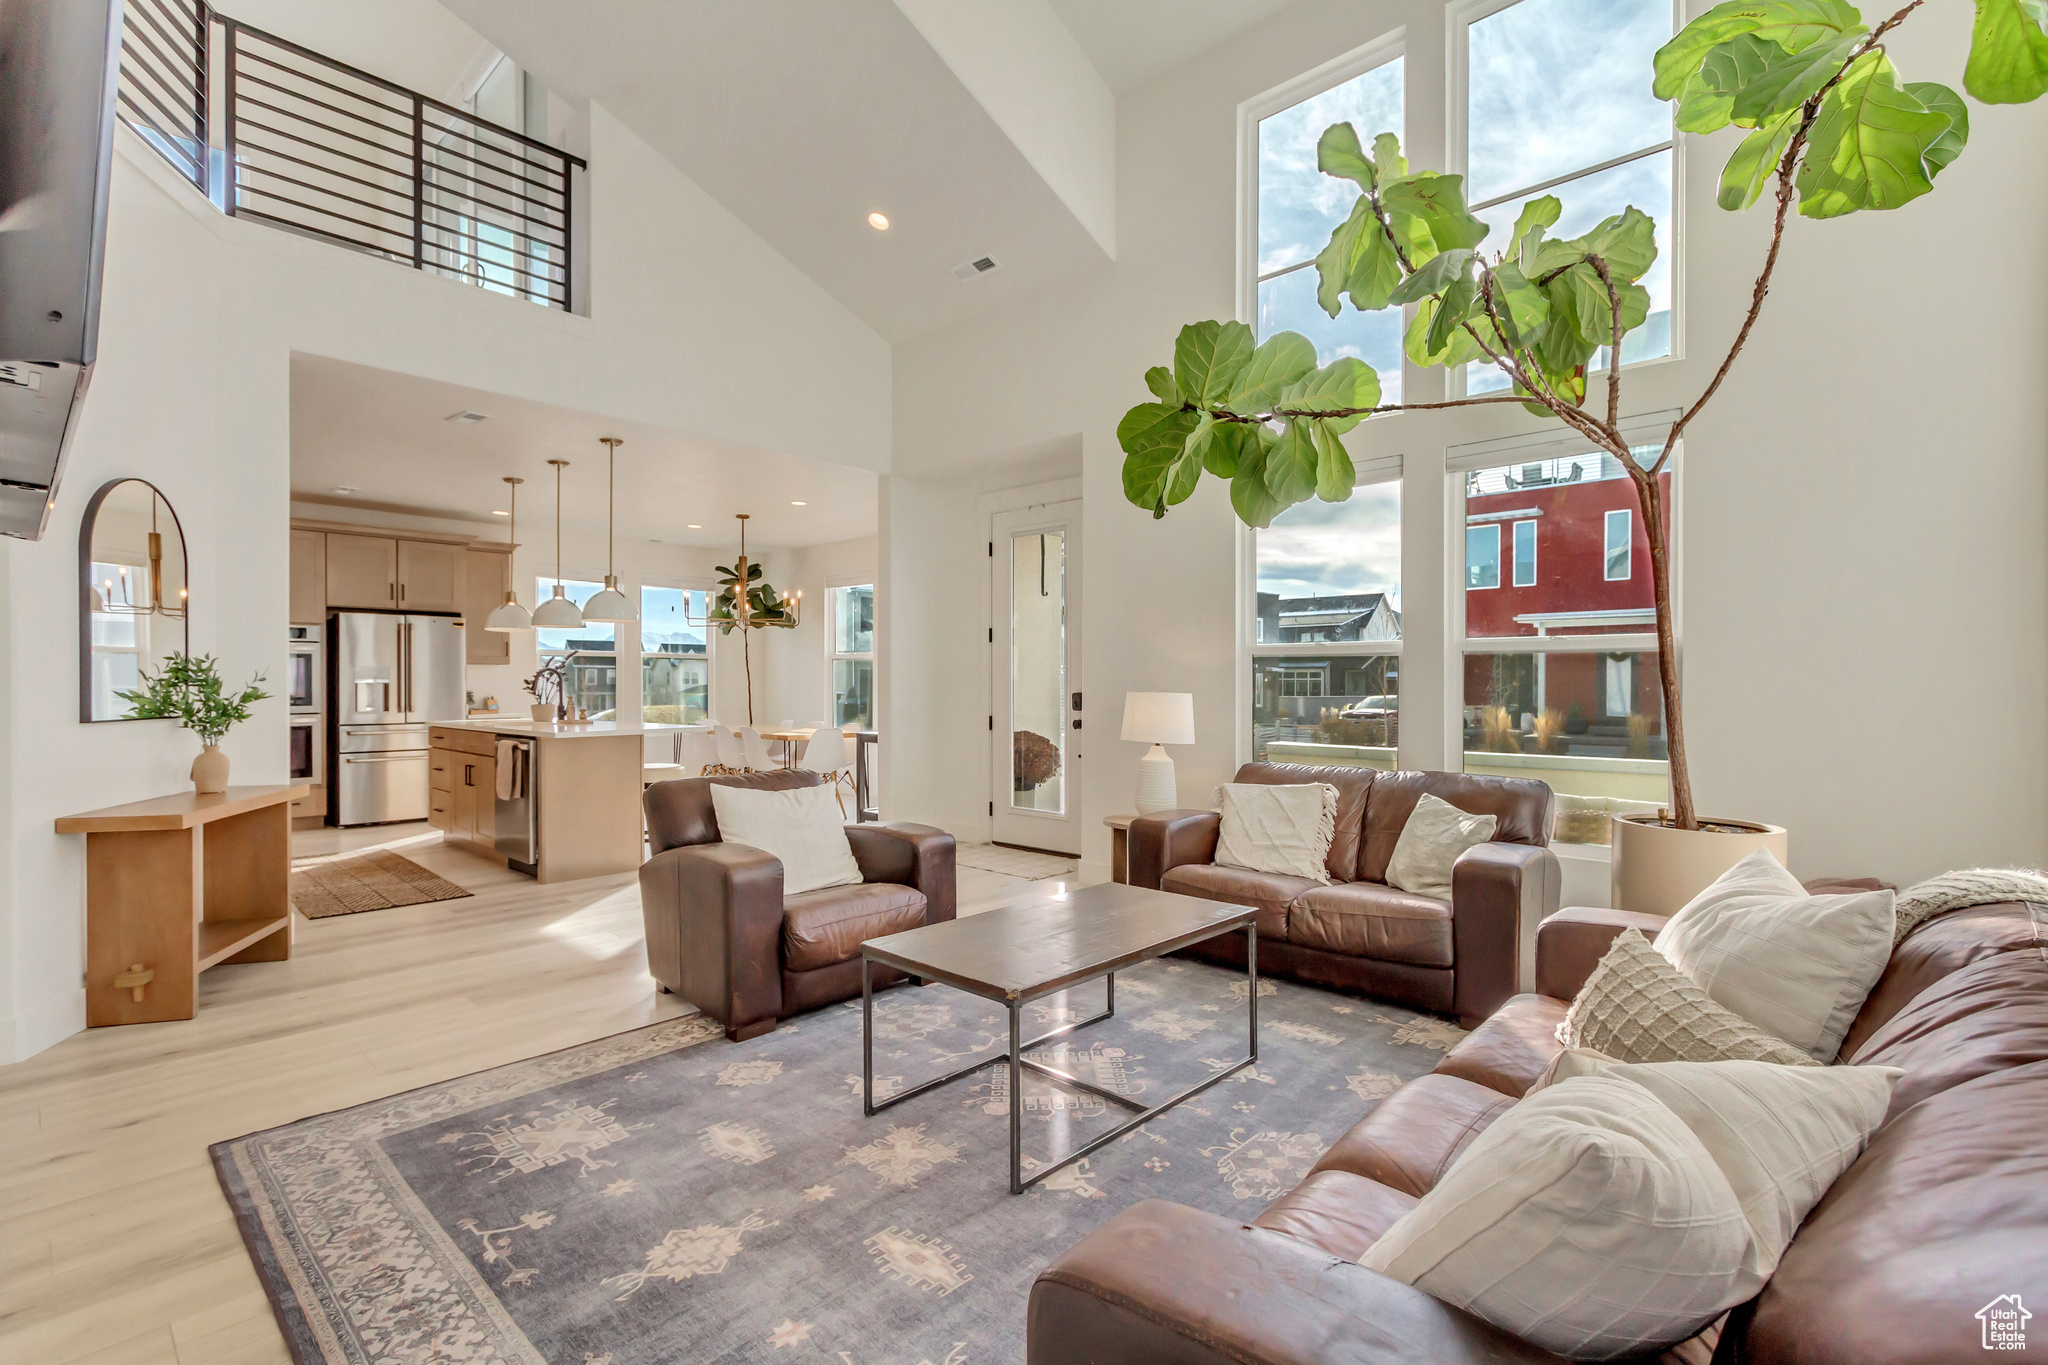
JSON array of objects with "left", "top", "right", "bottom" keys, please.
[
  {"left": 484, "top": 594, "right": 533, "bottom": 632},
  {"left": 531, "top": 584, "right": 584, "bottom": 628},
  {"left": 581, "top": 576, "right": 637, "bottom": 623},
  {"left": 1121, "top": 691, "right": 1195, "bottom": 746}
]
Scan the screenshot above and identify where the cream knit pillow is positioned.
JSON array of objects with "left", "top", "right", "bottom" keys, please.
[
  {"left": 1212, "top": 782, "right": 1338, "bottom": 884},
  {"left": 1557, "top": 931, "right": 1819, "bottom": 1068}
]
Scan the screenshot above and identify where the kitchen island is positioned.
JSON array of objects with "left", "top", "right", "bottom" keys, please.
[{"left": 428, "top": 719, "right": 691, "bottom": 883}]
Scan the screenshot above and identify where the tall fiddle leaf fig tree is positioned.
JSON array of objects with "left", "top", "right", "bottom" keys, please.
[{"left": 1121, "top": 0, "right": 2046, "bottom": 830}]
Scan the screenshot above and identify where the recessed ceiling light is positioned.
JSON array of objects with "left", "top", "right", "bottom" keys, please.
[
  {"left": 686, "top": 523, "right": 702, "bottom": 529},
  {"left": 867, "top": 212, "right": 889, "bottom": 231},
  {"left": 331, "top": 486, "right": 357, "bottom": 495},
  {"left": 445, "top": 410, "right": 488, "bottom": 424},
  {"left": 791, "top": 500, "right": 808, "bottom": 506},
  {"left": 491, "top": 509, "right": 509, "bottom": 516}
]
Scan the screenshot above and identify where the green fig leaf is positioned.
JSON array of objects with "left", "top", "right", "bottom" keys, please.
[
  {"left": 1276, "top": 356, "right": 1381, "bottom": 433},
  {"left": 1796, "top": 52, "right": 1948, "bottom": 217},
  {"left": 1381, "top": 173, "right": 1491, "bottom": 252},
  {"left": 1654, "top": 0, "right": 1866, "bottom": 100},
  {"left": 1144, "top": 365, "right": 1181, "bottom": 404},
  {"left": 1263, "top": 420, "right": 1320, "bottom": 507},
  {"left": 1312, "top": 421, "right": 1356, "bottom": 503},
  {"left": 1174, "top": 320, "right": 1257, "bottom": 404},
  {"left": 1964, "top": 0, "right": 2048, "bottom": 102},
  {"left": 1316, "top": 121, "right": 1378, "bottom": 190},
  {"left": 1227, "top": 331, "right": 1319, "bottom": 414},
  {"left": 1717, "top": 105, "right": 1802, "bottom": 208},
  {"left": 1904, "top": 81, "right": 1970, "bottom": 174}
]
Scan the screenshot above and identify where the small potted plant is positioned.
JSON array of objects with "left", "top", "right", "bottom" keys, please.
[{"left": 116, "top": 653, "right": 271, "bottom": 794}]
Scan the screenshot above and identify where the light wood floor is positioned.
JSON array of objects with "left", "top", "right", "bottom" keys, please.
[{"left": 0, "top": 824, "right": 1075, "bottom": 1365}]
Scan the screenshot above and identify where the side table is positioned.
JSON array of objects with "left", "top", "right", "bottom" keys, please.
[
  {"left": 55, "top": 784, "right": 307, "bottom": 1026},
  {"left": 1103, "top": 813, "right": 1134, "bottom": 884}
]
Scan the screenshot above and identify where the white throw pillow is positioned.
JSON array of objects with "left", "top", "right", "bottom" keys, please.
[
  {"left": 1653, "top": 848, "right": 1896, "bottom": 1062},
  {"left": 1530, "top": 1048, "right": 1901, "bottom": 1297},
  {"left": 1360, "top": 1071, "right": 1751, "bottom": 1361},
  {"left": 1384, "top": 793, "right": 1498, "bottom": 900},
  {"left": 709, "top": 782, "right": 864, "bottom": 895},
  {"left": 1212, "top": 783, "right": 1337, "bottom": 884}
]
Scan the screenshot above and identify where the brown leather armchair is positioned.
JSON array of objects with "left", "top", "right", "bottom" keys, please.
[
  {"left": 1129, "top": 763, "right": 1560, "bottom": 1027},
  {"left": 639, "top": 770, "right": 956, "bottom": 1041}
]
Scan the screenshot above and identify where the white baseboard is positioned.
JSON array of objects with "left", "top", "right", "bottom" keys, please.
[
  {"left": 2, "top": 989, "right": 86, "bottom": 1065},
  {"left": 1076, "top": 858, "right": 1112, "bottom": 887}
]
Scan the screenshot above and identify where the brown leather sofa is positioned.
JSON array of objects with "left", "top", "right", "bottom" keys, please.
[
  {"left": 1028, "top": 883, "right": 2048, "bottom": 1365},
  {"left": 639, "top": 770, "right": 956, "bottom": 1041},
  {"left": 1131, "top": 764, "right": 1560, "bottom": 1027}
]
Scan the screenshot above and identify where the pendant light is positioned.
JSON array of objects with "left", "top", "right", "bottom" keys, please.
[
  {"left": 580, "top": 436, "right": 637, "bottom": 622},
  {"left": 484, "top": 476, "right": 534, "bottom": 631},
  {"left": 531, "top": 458, "right": 585, "bottom": 629}
]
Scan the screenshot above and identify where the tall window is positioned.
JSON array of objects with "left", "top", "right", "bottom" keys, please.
[
  {"left": 641, "top": 587, "right": 710, "bottom": 723},
  {"left": 535, "top": 577, "right": 617, "bottom": 716},
  {"left": 1460, "top": 0, "right": 1674, "bottom": 393},
  {"left": 1253, "top": 49, "right": 1405, "bottom": 399},
  {"left": 1455, "top": 442, "right": 1669, "bottom": 844},
  {"left": 1251, "top": 479, "right": 1402, "bottom": 771},
  {"left": 1513, "top": 520, "right": 1538, "bottom": 586},
  {"left": 830, "top": 584, "right": 874, "bottom": 729}
]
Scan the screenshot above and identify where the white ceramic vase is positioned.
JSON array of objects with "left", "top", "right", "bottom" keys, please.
[
  {"left": 1610, "top": 813, "right": 1788, "bottom": 916},
  {"left": 191, "top": 744, "right": 230, "bottom": 794},
  {"left": 530, "top": 704, "right": 555, "bottom": 723}
]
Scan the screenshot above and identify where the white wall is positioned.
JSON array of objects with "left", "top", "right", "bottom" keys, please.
[
  {"left": 0, "top": 60, "right": 890, "bottom": 1058},
  {"left": 760, "top": 536, "right": 878, "bottom": 730},
  {"left": 887, "top": 0, "right": 2048, "bottom": 890}
]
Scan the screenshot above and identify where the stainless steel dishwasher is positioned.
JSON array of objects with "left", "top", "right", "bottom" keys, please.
[{"left": 494, "top": 736, "right": 538, "bottom": 875}]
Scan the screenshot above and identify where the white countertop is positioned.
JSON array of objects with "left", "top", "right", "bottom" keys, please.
[{"left": 434, "top": 718, "right": 702, "bottom": 740}]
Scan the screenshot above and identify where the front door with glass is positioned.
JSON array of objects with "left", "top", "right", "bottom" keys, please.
[{"left": 990, "top": 501, "right": 1082, "bottom": 854}]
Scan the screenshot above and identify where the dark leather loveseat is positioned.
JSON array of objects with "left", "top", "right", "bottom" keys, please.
[
  {"left": 1028, "top": 883, "right": 2048, "bottom": 1365},
  {"left": 1131, "top": 763, "right": 1561, "bottom": 1026},
  {"left": 638, "top": 770, "right": 956, "bottom": 1040}
]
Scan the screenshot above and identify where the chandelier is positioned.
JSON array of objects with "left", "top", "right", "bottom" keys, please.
[
  {"left": 92, "top": 490, "right": 186, "bottom": 618},
  {"left": 685, "top": 513, "right": 800, "bottom": 629}
]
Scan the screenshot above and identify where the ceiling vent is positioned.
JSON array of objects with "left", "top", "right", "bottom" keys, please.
[
  {"left": 445, "top": 410, "right": 489, "bottom": 425},
  {"left": 951, "top": 255, "right": 1000, "bottom": 281}
]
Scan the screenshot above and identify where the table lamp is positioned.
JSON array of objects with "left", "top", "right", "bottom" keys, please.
[{"left": 1121, "top": 691, "right": 1195, "bottom": 814}]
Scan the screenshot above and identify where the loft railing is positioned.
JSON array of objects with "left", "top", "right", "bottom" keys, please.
[
  {"left": 117, "top": 0, "right": 209, "bottom": 192},
  {"left": 114, "top": 1, "right": 586, "bottom": 312}
]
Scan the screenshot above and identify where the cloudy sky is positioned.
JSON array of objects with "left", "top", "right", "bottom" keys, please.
[{"left": 1257, "top": 481, "right": 1403, "bottom": 604}]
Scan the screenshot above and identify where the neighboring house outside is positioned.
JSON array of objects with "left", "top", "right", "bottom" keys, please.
[
  {"left": 1256, "top": 592, "right": 1400, "bottom": 645},
  {"left": 1462, "top": 454, "right": 1672, "bottom": 750}
]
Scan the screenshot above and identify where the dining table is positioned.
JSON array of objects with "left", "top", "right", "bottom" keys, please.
[{"left": 755, "top": 726, "right": 880, "bottom": 820}]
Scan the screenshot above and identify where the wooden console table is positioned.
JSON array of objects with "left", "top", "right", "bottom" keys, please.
[{"left": 55, "top": 784, "right": 307, "bottom": 1026}]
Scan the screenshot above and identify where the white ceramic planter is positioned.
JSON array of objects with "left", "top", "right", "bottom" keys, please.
[{"left": 1610, "top": 813, "right": 1788, "bottom": 916}]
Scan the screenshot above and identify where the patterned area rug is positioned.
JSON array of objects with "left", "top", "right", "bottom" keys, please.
[
  {"left": 291, "top": 850, "right": 474, "bottom": 919},
  {"left": 213, "top": 959, "right": 1464, "bottom": 1364}
]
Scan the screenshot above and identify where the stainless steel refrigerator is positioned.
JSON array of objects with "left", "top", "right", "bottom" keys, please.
[{"left": 330, "top": 612, "right": 466, "bottom": 825}]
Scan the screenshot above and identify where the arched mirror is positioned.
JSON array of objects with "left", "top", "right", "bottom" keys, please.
[{"left": 79, "top": 479, "right": 189, "bottom": 722}]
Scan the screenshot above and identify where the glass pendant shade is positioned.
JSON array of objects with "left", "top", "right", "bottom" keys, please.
[
  {"left": 532, "top": 582, "right": 584, "bottom": 628},
  {"left": 484, "top": 592, "right": 533, "bottom": 631},
  {"left": 581, "top": 573, "right": 635, "bottom": 623}
]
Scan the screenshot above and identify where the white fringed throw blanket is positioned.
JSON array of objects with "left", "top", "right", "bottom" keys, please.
[{"left": 1893, "top": 868, "right": 2048, "bottom": 944}]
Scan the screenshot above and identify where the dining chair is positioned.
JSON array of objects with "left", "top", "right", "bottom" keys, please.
[
  {"left": 713, "top": 725, "right": 748, "bottom": 772},
  {"left": 797, "top": 724, "right": 854, "bottom": 814},
  {"left": 739, "top": 726, "right": 777, "bottom": 773},
  {"left": 677, "top": 729, "right": 720, "bottom": 778}
]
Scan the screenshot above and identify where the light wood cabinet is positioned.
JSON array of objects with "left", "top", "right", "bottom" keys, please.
[
  {"left": 429, "top": 728, "right": 498, "bottom": 852},
  {"left": 397, "top": 538, "right": 463, "bottom": 612},
  {"left": 326, "top": 533, "right": 399, "bottom": 609},
  {"left": 289, "top": 530, "right": 327, "bottom": 623},
  {"left": 317, "top": 530, "right": 468, "bottom": 614},
  {"left": 464, "top": 547, "right": 513, "bottom": 665}
]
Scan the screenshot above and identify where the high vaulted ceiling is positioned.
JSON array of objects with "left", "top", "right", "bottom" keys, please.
[
  {"left": 442, "top": 0, "right": 1114, "bottom": 342},
  {"left": 1045, "top": 0, "right": 1304, "bottom": 94}
]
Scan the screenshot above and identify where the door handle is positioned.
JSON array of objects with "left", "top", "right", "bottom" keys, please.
[
  {"left": 464, "top": 763, "right": 474, "bottom": 786},
  {"left": 403, "top": 622, "right": 414, "bottom": 714},
  {"left": 344, "top": 754, "right": 421, "bottom": 764}
]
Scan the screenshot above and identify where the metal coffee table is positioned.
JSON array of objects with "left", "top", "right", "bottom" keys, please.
[{"left": 859, "top": 882, "right": 1258, "bottom": 1194}]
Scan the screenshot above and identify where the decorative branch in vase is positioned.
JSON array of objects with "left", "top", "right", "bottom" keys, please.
[
  {"left": 114, "top": 653, "right": 271, "bottom": 794},
  {"left": 1119, "top": 0, "right": 2042, "bottom": 888}
]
